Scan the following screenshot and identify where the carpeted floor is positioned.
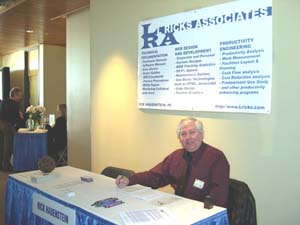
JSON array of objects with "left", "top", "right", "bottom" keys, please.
[{"left": 0, "top": 171, "right": 12, "bottom": 225}]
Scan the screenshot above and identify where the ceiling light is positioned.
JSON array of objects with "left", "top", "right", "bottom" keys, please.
[{"left": 25, "top": 29, "right": 34, "bottom": 33}]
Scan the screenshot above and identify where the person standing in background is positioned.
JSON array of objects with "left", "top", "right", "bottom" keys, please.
[{"left": 0, "top": 87, "right": 25, "bottom": 171}]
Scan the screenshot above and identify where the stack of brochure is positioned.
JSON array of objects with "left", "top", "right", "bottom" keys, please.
[{"left": 119, "top": 185, "right": 180, "bottom": 224}]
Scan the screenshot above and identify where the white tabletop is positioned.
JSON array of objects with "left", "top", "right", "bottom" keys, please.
[
  {"left": 17, "top": 128, "right": 48, "bottom": 133},
  {"left": 10, "top": 166, "right": 227, "bottom": 225}
]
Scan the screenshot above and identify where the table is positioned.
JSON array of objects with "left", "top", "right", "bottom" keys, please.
[
  {"left": 13, "top": 132, "right": 48, "bottom": 171},
  {"left": 6, "top": 166, "right": 229, "bottom": 225}
]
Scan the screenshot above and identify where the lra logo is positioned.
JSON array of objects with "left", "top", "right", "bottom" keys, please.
[{"left": 141, "top": 23, "right": 179, "bottom": 49}]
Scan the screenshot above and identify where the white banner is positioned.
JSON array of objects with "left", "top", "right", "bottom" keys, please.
[
  {"left": 32, "top": 193, "right": 75, "bottom": 225},
  {"left": 138, "top": 0, "right": 272, "bottom": 113}
]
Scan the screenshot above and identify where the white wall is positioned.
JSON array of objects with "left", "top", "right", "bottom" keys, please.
[
  {"left": 42, "top": 45, "right": 66, "bottom": 114},
  {"left": 2, "top": 50, "right": 25, "bottom": 109},
  {"left": 2, "top": 46, "right": 66, "bottom": 113},
  {"left": 2, "top": 50, "right": 24, "bottom": 71},
  {"left": 2, "top": 51, "right": 24, "bottom": 89},
  {"left": 88, "top": 0, "right": 300, "bottom": 225},
  {"left": 66, "top": 8, "right": 91, "bottom": 170}
]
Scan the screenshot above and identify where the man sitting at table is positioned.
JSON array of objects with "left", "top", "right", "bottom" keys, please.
[
  {"left": 46, "top": 104, "right": 67, "bottom": 163},
  {"left": 0, "top": 87, "right": 25, "bottom": 171},
  {"left": 116, "top": 117, "right": 230, "bottom": 207}
]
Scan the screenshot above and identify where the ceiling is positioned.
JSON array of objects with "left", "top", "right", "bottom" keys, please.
[{"left": 0, "top": 0, "right": 89, "bottom": 56}]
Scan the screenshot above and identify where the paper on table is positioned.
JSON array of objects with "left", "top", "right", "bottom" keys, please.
[
  {"left": 122, "top": 184, "right": 151, "bottom": 193},
  {"left": 130, "top": 188, "right": 164, "bottom": 202},
  {"left": 120, "top": 208, "right": 174, "bottom": 225},
  {"left": 53, "top": 180, "right": 83, "bottom": 189},
  {"left": 150, "top": 196, "right": 181, "bottom": 206},
  {"left": 15, "top": 171, "right": 42, "bottom": 180},
  {"left": 58, "top": 189, "right": 76, "bottom": 198}
]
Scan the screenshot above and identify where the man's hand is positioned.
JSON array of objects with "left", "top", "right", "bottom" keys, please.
[
  {"left": 19, "top": 111, "right": 24, "bottom": 120},
  {"left": 116, "top": 175, "right": 129, "bottom": 188}
]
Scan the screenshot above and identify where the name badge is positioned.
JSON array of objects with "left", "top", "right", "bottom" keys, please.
[{"left": 193, "top": 179, "right": 205, "bottom": 189}]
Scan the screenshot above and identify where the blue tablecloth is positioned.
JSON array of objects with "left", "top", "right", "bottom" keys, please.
[
  {"left": 13, "top": 133, "right": 48, "bottom": 171},
  {"left": 5, "top": 176, "right": 229, "bottom": 225}
]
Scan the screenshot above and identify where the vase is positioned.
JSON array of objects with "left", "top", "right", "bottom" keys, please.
[{"left": 27, "top": 119, "right": 39, "bottom": 131}]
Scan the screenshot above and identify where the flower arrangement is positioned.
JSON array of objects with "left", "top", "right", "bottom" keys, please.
[{"left": 26, "top": 105, "right": 46, "bottom": 130}]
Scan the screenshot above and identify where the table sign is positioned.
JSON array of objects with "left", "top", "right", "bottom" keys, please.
[{"left": 33, "top": 193, "right": 76, "bottom": 225}]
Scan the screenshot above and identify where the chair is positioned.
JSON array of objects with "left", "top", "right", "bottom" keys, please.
[
  {"left": 56, "top": 146, "right": 67, "bottom": 167},
  {"left": 101, "top": 166, "right": 134, "bottom": 179},
  {"left": 227, "top": 178, "right": 257, "bottom": 225}
]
